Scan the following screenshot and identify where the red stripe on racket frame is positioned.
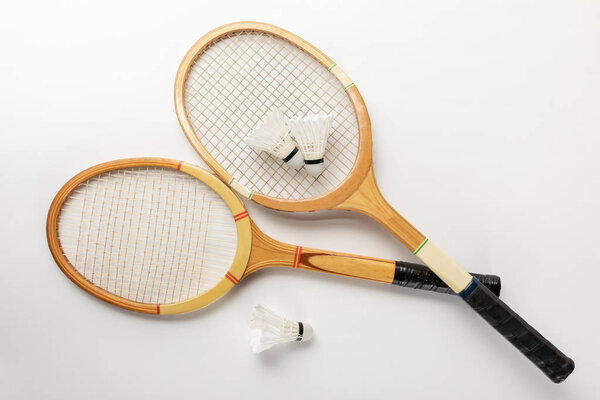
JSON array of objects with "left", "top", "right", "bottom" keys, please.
[
  {"left": 293, "top": 246, "right": 302, "bottom": 268},
  {"left": 177, "top": 161, "right": 183, "bottom": 170},
  {"left": 225, "top": 272, "right": 239, "bottom": 285},
  {"left": 233, "top": 211, "right": 249, "bottom": 221},
  {"left": 157, "top": 304, "right": 161, "bottom": 314}
]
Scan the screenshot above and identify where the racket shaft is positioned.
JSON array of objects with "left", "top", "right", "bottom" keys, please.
[
  {"left": 304, "top": 254, "right": 500, "bottom": 295},
  {"left": 295, "top": 251, "right": 501, "bottom": 295},
  {"left": 246, "top": 228, "right": 501, "bottom": 295}
]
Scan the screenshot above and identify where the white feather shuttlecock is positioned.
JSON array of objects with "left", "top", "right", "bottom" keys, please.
[
  {"left": 288, "top": 114, "right": 333, "bottom": 176},
  {"left": 244, "top": 108, "right": 304, "bottom": 169},
  {"left": 249, "top": 305, "right": 313, "bottom": 354}
]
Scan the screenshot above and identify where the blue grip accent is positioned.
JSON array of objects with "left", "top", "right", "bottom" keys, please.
[{"left": 458, "top": 277, "right": 478, "bottom": 299}]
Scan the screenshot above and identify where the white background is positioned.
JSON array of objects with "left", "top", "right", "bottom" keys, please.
[{"left": 1, "top": 1, "right": 599, "bottom": 399}]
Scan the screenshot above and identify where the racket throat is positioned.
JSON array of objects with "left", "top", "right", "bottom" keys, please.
[{"left": 335, "top": 167, "right": 426, "bottom": 251}]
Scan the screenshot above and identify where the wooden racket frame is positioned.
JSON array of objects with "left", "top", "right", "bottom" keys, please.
[
  {"left": 174, "top": 22, "right": 476, "bottom": 292},
  {"left": 171, "top": 24, "right": 575, "bottom": 382},
  {"left": 46, "top": 158, "right": 252, "bottom": 314},
  {"left": 175, "top": 23, "right": 371, "bottom": 213},
  {"left": 175, "top": 23, "right": 431, "bottom": 258},
  {"left": 47, "top": 158, "right": 402, "bottom": 315}
]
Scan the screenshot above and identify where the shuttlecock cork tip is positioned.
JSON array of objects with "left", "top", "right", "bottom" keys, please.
[
  {"left": 298, "top": 321, "right": 313, "bottom": 342},
  {"left": 283, "top": 147, "right": 304, "bottom": 169},
  {"left": 288, "top": 113, "right": 333, "bottom": 177},
  {"left": 304, "top": 162, "right": 325, "bottom": 176}
]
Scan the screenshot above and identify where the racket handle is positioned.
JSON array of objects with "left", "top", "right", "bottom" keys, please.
[
  {"left": 394, "top": 261, "right": 501, "bottom": 297},
  {"left": 461, "top": 278, "right": 574, "bottom": 383}
]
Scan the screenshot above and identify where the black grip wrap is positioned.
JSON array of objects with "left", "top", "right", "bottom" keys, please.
[
  {"left": 461, "top": 278, "right": 574, "bottom": 383},
  {"left": 393, "top": 261, "right": 501, "bottom": 297}
]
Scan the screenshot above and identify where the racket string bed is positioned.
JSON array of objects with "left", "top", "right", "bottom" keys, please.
[
  {"left": 183, "top": 31, "right": 359, "bottom": 199},
  {"left": 57, "top": 167, "right": 238, "bottom": 305}
]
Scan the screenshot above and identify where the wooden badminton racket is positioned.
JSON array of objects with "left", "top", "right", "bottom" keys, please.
[
  {"left": 47, "top": 158, "right": 501, "bottom": 315},
  {"left": 174, "top": 22, "right": 574, "bottom": 382}
]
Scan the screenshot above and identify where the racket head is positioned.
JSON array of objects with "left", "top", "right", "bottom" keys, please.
[
  {"left": 174, "top": 21, "right": 373, "bottom": 212},
  {"left": 46, "top": 158, "right": 252, "bottom": 314}
]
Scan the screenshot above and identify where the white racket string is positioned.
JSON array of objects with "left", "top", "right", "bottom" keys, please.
[
  {"left": 57, "top": 167, "right": 238, "bottom": 305},
  {"left": 183, "top": 31, "right": 359, "bottom": 199}
]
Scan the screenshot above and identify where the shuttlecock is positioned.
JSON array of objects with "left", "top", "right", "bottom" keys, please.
[
  {"left": 249, "top": 305, "right": 313, "bottom": 354},
  {"left": 244, "top": 108, "right": 304, "bottom": 169},
  {"left": 288, "top": 114, "right": 333, "bottom": 176}
]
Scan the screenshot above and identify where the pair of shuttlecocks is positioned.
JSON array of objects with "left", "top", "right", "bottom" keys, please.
[
  {"left": 250, "top": 305, "right": 313, "bottom": 353},
  {"left": 244, "top": 108, "right": 333, "bottom": 176}
]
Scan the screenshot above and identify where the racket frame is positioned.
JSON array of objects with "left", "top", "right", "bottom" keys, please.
[
  {"left": 49, "top": 158, "right": 503, "bottom": 315},
  {"left": 173, "top": 23, "right": 574, "bottom": 382},
  {"left": 46, "top": 158, "right": 253, "bottom": 314},
  {"left": 174, "top": 22, "right": 446, "bottom": 282},
  {"left": 175, "top": 21, "right": 373, "bottom": 212}
]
